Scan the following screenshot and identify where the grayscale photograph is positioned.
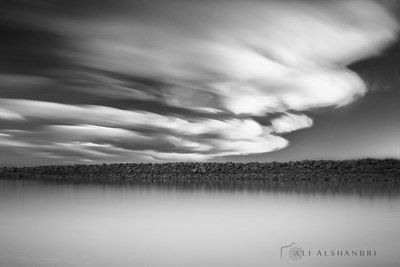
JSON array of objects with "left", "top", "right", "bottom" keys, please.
[{"left": 0, "top": 0, "right": 399, "bottom": 266}]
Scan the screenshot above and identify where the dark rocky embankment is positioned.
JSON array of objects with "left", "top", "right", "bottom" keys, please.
[{"left": 1, "top": 159, "right": 399, "bottom": 185}]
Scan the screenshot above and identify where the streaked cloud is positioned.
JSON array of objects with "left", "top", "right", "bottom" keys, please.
[
  {"left": 65, "top": 0, "right": 396, "bottom": 115},
  {"left": 0, "top": 99, "right": 287, "bottom": 160},
  {"left": 0, "top": 0, "right": 398, "bottom": 164},
  {"left": 0, "top": 108, "right": 25, "bottom": 121}
]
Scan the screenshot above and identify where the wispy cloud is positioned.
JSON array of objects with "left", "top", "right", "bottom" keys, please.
[
  {"left": 0, "top": 108, "right": 25, "bottom": 121},
  {"left": 0, "top": 99, "right": 287, "bottom": 160},
  {"left": 0, "top": 0, "right": 398, "bottom": 164}
]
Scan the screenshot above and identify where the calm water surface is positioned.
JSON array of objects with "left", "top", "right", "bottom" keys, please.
[{"left": 0, "top": 179, "right": 399, "bottom": 267}]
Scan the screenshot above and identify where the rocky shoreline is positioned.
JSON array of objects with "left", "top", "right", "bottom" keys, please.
[{"left": 1, "top": 159, "right": 399, "bottom": 185}]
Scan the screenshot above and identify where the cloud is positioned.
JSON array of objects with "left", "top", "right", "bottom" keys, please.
[
  {"left": 271, "top": 113, "right": 313, "bottom": 134},
  {"left": 64, "top": 0, "right": 397, "bottom": 114},
  {"left": 0, "top": 108, "right": 25, "bottom": 121},
  {"left": 0, "top": 0, "right": 399, "bottom": 164},
  {"left": 0, "top": 99, "right": 288, "bottom": 160},
  {"left": 211, "top": 69, "right": 366, "bottom": 115}
]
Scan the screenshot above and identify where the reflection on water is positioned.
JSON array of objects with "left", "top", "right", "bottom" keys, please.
[{"left": 0, "top": 179, "right": 399, "bottom": 267}]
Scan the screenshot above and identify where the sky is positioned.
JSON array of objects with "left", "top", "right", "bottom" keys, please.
[{"left": 0, "top": 0, "right": 399, "bottom": 166}]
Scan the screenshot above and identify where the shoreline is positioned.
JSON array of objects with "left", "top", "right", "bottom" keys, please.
[{"left": 1, "top": 159, "right": 399, "bottom": 185}]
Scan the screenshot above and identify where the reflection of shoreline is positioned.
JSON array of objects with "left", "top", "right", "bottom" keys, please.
[
  {"left": 1, "top": 159, "right": 399, "bottom": 195},
  {"left": 2, "top": 177, "right": 400, "bottom": 198}
]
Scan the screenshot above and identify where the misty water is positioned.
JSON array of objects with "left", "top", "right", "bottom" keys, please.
[{"left": 0, "top": 179, "right": 399, "bottom": 267}]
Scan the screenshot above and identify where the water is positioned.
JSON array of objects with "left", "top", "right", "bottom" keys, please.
[{"left": 0, "top": 179, "right": 399, "bottom": 267}]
